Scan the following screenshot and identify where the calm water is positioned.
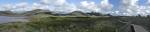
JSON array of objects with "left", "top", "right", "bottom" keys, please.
[{"left": 0, "top": 16, "right": 29, "bottom": 23}]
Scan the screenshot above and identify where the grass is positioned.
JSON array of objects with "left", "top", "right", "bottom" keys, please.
[{"left": 0, "top": 15, "right": 124, "bottom": 32}]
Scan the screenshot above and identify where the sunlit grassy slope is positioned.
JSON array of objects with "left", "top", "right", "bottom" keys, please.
[{"left": 0, "top": 15, "right": 130, "bottom": 32}]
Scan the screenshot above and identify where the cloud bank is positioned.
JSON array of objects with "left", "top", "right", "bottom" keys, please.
[
  {"left": 0, "top": 0, "right": 150, "bottom": 16},
  {"left": 118, "top": 0, "right": 150, "bottom": 16}
]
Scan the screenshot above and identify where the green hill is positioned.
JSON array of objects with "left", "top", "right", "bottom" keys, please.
[{"left": 0, "top": 16, "right": 124, "bottom": 32}]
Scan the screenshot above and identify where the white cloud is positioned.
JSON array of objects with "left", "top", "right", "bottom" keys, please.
[
  {"left": 2, "top": 0, "right": 150, "bottom": 16},
  {"left": 11, "top": 2, "right": 33, "bottom": 13},
  {"left": 119, "top": 0, "right": 140, "bottom": 16},
  {"left": 118, "top": 0, "right": 150, "bottom": 16},
  {"left": 147, "top": 0, "right": 150, "bottom": 4},
  {"left": 0, "top": 4, "right": 13, "bottom": 11},
  {"left": 81, "top": 1, "right": 97, "bottom": 9},
  {"left": 100, "top": 0, "right": 113, "bottom": 10},
  {"left": 40, "top": 0, "right": 66, "bottom": 5},
  {"left": 0, "top": 2, "right": 33, "bottom": 13},
  {"left": 55, "top": 0, "right": 66, "bottom": 5},
  {"left": 39, "top": 0, "right": 113, "bottom": 14},
  {"left": 0, "top": 0, "right": 114, "bottom": 14},
  {"left": 32, "top": 3, "right": 41, "bottom": 9},
  {"left": 33, "top": 4, "right": 50, "bottom": 10},
  {"left": 25, "top": 0, "right": 150, "bottom": 16},
  {"left": 122, "top": 0, "right": 139, "bottom": 6},
  {"left": 38, "top": 0, "right": 79, "bottom": 13},
  {"left": 98, "top": 0, "right": 114, "bottom": 14},
  {"left": 15, "top": 2, "right": 28, "bottom": 8},
  {"left": 40, "top": 0, "right": 55, "bottom": 5},
  {"left": 80, "top": 1, "right": 98, "bottom": 12}
]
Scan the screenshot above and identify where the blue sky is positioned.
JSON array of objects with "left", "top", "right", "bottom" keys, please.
[
  {"left": 0, "top": 0, "right": 147, "bottom": 8},
  {"left": 0, "top": 0, "right": 122, "bottom": 10},
  {"left": 138, "top": 0, "right": 147, "bottom": 5},
  {"left": 67, "top": 0, "right": 101, "bottom": 4},
  {"left": 0, "top": 0, "right": 101, "bottom": 5},
  {"left": 0, "top": 0, "right": 36, "bottom": 4},
  {"left": 0, "top": 0, "right": 150, "bottom": 16},
  {"left": 0, "top": 0, "right": 147, "bottom": 7}
]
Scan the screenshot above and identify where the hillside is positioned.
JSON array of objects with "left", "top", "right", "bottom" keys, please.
[
  {"left": 0, "top": 16, "right": 121, "bottom": 32},
  {"left": 0, "top": 16, "right": 149, "bottom": 32},
  {"left": 0, "top": 9, "right": 112, "bottom": 16},
  {"left": 0, "top": 9, "right": 150, "bottom": 32}
]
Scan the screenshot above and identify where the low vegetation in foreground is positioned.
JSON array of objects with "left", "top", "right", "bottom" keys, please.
[{"left": 0, "top": 15, "right": 125, "bottom": 32}]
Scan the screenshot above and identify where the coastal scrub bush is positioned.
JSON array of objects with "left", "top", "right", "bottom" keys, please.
[{"left": 0, "top": 16, "right": 121, "bottom": 32}]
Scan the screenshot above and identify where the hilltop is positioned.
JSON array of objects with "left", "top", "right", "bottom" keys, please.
[{"left": 0, "top": 9, "right": 112, "bottom": 16}]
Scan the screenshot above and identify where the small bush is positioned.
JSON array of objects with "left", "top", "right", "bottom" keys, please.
[{"left": 0, "top": 16, "right": 121, "bottom": 32}]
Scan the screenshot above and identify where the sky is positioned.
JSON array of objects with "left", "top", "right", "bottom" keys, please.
[{"left": 0, "top": 0, "right": 150, "bottom": 16}]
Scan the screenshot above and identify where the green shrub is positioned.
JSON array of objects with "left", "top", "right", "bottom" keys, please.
[{"left": 0, "top": 16, "right": 121, "bottom": 32}]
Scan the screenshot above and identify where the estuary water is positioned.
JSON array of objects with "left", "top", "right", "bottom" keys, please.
[{"left": 0, "top": 16, "right": 29, "bottom": 23}]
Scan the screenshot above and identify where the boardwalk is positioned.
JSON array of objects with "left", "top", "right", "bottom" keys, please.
[
  {"left": 133, "top": 24, "right": 148, "bottom": 32},
  {"left": 119, "top": 20, "right": 149, "bottom": 32}
]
